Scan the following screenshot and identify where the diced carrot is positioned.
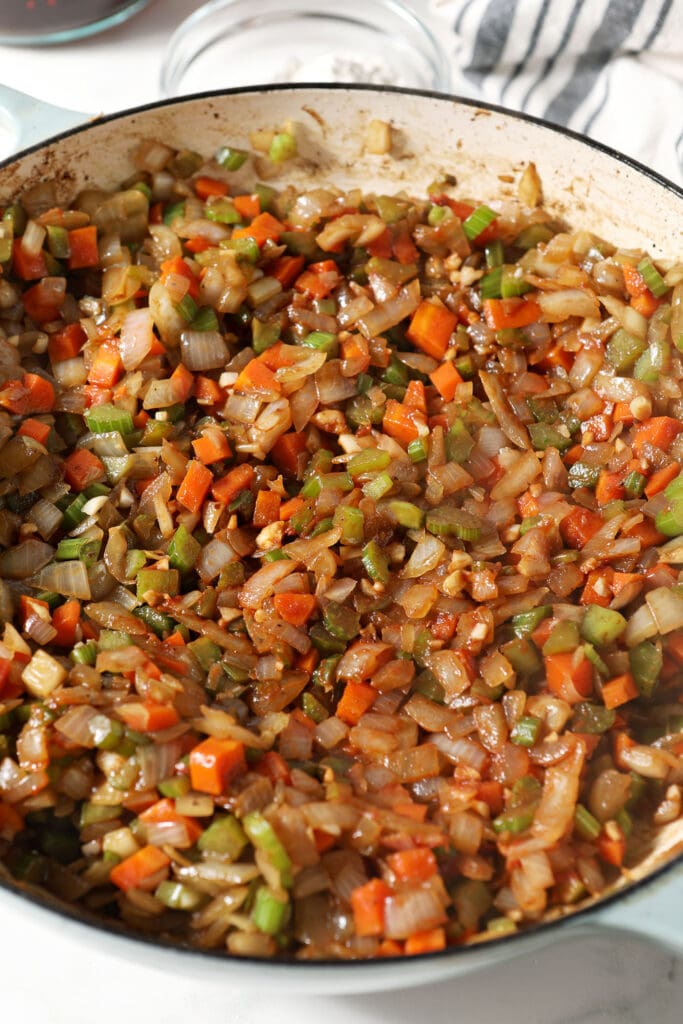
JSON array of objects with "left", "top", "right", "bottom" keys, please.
[
  {"left": 366, "top": 227, "right": 393, "bottom": 260},
  {"left": 0, "top": 801, "right": 24, "bottom": 838},
  {"left": 377, "top": 939, "right": 404, "bottom": 957},
  {"left": 296, "top": 648, "right": 319, "bottom": 675},
  {"left": 189, "top": 737, "right": 246, "bottom": 795},
  {"left": 63, "top": 448, "right": 105, "bottom": 491},
  {"left": 51, "top": 600, "right": 81, "bottom": 648},
  {"left": 383, "top": 398, "right": 424, "bottom": 446},
  {"left": 22, "top": 279, "right": 65, "bottom": 323},
  {"left": 622, "top": 263, "right": 661, "bottom": 318},
  {"left": 68, "top": 225, "right": 99, "bottom": 270},
  {"left": 194, "top": 375, "right": 224, "bottom": 406},
  {"left": 273, "top": 592, "right": 316, "bottom": 627},
  {"left": 560, "top": 507, "right": 604, "bottom": 549},
  {"left": 336, "top": 681, "right": 376, "bottom": 725},
  {"left": 231, "top": 211, "right": 285, "bottom": 247},
  {"left": 406, "top": 300, "right": 457, "bottom": 360},
  {"left": 211, "top": 463, "right": 255, "bottom": 504},
  {"left": 530, "top": 615, "right": 556, "bottom": 650},
  {"left": 404, "top": 927, "right": 447, "bottom": 956},
  {"left": 431, "top": 611, "right": 458, "bottom": 642},
  {"left": 483, "top": 297, "right": 542, "bottom": 331},
  {"left": 165, "top": 630, "right": 186, "bottom": 646},
  {"left": 645, "top": 461, "right": 680, "bottom": 498},
  {"left": 545, "top": 651, "right": 594, "bottom": 704},
  {"left": 403, "top": 379, "right": 427, "bottom": 413},
  {"left": 622, "top": 517, "right": 665, "bottom": 548},
  {"left": 269, "top": 254, "right": 305, "bottom": 289},
  {"left": 350, "top": 878, "right": 392, "bottom": 937},
  {"left": 340, "top": 334, "right": 371, "bottom": 375},
  {"left": 582, "top": 413, "right": 614, "bottom": 444},
  {"left": 234, "top": 358, "right": 280, "bottom": 394},
  {"left": 611, "top": 571, "right": 644, "bottom": 597},
  {"left": 392, "top": 224, "right": 419, "bottom": 265},
  {"left": 597, "top": 825, "right": 626, "bottom": 867},
  {"left": 517, "top": 490, "right": 540, "bottom": 518},
  {"left": 233, "top": 193, "right": 261, "bottom": 220},
  {"left": 595, "top": 469, "right": 625, "bottom": 506},
  {"left": 257, "top": 341, "right": 295, "bottom": 372},
  {"left": 88, "top": 341, "right": 123, "bottom": 388},
  {"left": 386, "top": 847, "right": 437, "bottom": 883},
  {"left": 12, "top": 238, "right": 47, "bottom": 280},
  {"left": 294, "top": 258, "right": 341, "bottom": 299},
  {"left": 184, "top": 236, "right": 212, "bottom": 254},
  {"left": 18, "top": 418, "right": 51, "bottom": 445},
  {"left": 176, "top": 460, "right": 213, "bottom": 514},
  {"left": 280, "top": 495, "right": 306, "bottom": 521},
  {"left": 602, "top": 672, "right": 639, "bottom": 710},
  {"left": 149, "top": 201, "right": 163, "bottom": 224},
  {"left": 580, "top": 568, "right": 614, "bottom": 608},
  {"left": 253, "top": 488, "right": 282, "bottom": 528},
  {"left": 394, "top": 801, "right": 428, "bottom": 823},
  {"left": 429, "top": 361, "right": 463, "bottom": 402},
  {"left": 476, "top": 780, "right": 504, "bottom": 816},
  {"left": 313, "top": 829, "right": 337, "bottom": 854},
  {"left": 537, "top": 342, "right": 574, "bottom": 373},
  {"left": 110, "top": 844, "right": 171, "bottom": 892},
  {"left": 159, "top": 255, "right": 200, "bottom": 301},
  {"left": 170, "top": 362, "right": 194, "bottom": 402},
  {"left": 563, "top": 444, "right": 584, "bottom": 467},
  {"left": 116, "top": 701, "right": 180, "bottom": 732},
  {"left": 271, "top": 431, "right": 308, "bottom": 476},
  {"left": 0, "top": 372, "right": 55, "bottom": 414},
  {"left": 194, "top": 175, "right": 229, "bottom": 199},
  {"left": 138, "top": 797, "right": 203, "bottom": 847},
  {"left": 192, "top": 427, "right": 231, "bottom": 465},
  {"left": 254, "top": 750, "right": 291, "bottom": 785},
  {"left": 632, "top": 416, "right": 682, "bottom": 456},
  {"left": 613, "top": 401, "right": 635, "bottom": 425},
  {"left": 48, "top": 322, "right": 87, "bottom": 363}
]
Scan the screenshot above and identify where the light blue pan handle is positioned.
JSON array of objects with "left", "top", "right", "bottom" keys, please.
[
  {"left": 0, "top": 84, "right": 87, "bottom": 152},
  {"left": 588, "top": 862, "right": 683, "bottom": 956}
]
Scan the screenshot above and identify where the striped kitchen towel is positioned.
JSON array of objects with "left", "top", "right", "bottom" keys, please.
[{"left": 429, "top": 0, "right": 683, "bottom": 184}]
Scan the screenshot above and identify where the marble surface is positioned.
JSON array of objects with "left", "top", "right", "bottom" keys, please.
[{"left": 0, "top": 2, "right": 681, "bottom": 1020}]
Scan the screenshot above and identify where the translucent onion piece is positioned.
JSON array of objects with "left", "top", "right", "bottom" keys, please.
[
  {"left": 0, "top": 540, "right": 54, "bottom": 579},
  {"left": 180, "top": 330, "right": 229, "bottom": 371},
  {"left": 33, "top": 560, "right": 91, "bottom": 599}
]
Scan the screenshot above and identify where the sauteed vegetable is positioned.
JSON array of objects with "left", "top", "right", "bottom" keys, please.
[{"left": 0, "top": 126, "right": 681, "bottom": 960}]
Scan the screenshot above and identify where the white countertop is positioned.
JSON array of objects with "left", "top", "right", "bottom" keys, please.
[{"left": 0, "top": 2, "right": 681, "bottom": 1020}]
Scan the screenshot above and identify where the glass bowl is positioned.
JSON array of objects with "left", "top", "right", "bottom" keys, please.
[
  {"left": 0, "top": 0, "right": 151, "bottom": 45},
  {"left": 160, "top": 0, "right": 450, "bottom": 96}
]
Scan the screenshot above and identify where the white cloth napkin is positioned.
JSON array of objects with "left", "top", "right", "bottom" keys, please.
[{"left": 428, "top": 0, "right": 683, "bottom": 185}]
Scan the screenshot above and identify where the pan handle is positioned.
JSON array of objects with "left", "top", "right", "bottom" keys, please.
[
  {"left": 0, "top": 84, "right": 87, "bottom": 152},
  {"left": 587, "top": 862, "right": 683, "bottom": 956}
]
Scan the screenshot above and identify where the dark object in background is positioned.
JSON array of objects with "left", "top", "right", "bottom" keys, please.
[{"left": 0, "top": 0, "right": 150, "bottom": 44}]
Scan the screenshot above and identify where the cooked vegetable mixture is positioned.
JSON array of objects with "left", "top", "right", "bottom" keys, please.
[{"left": 0, "top": 127, "right": 681, "bottom": 961}]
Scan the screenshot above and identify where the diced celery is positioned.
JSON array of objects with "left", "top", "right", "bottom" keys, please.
[
  {"left": 511, "top": 606, "right": 551, "bottom": 638},
  {"left": 242, "top": 812, "right": 292, "bottom": 887},
  {"left": 542, "top": 620, "right": 580, "bottom": 656},
  {"left": 347, "top": 448, "right": 391, "bottom": 477},
  {"left": 268, "top": 132, "right": 297, "bottom": 163},
  {"left": 155, "top": 880, "right": 204, "bottom": 911},
  {"left": 362, "top": 472, "right": 393, "bottom": 501},
  {"left": 136, "top": 568, "right": 180, "bottom": 600},
  {"left": 462, "top": 204, "right": 497, "bottom": 241},
  {"left": 407, "top": 437, "right": 428, "bottom": 463},
  {"left": 629, "top": 640, "right": 662, "bottom": 698},
  {"left": 446, "top": 419, "right": 474, "bottom": 463},
  {"left": 571, "top": 701, "right": 616, "bottom": 734},
  {"left": 425, "top": 507, "right": 480, "bottom": 541},
  {"left": 387, "top": 500, "right": 424, "bottom": 529},
  {"left": 361, "top": 540, "right": 390, "bottom": 584},
  {"left": 510, "top": 715, "right": 542, "bottom": 747},
  {"left": 637, "top": 256, "right": 668, "bottom": 298},
  {"left": 528, "top": 422, "right": 572, "bottom": 453},
  {"left": 215, "top": 145, "right": 249, "bottom": 171},
  {"left": 581, "top": 605, "right": 627, "bottom": 646},
  {"left": 85, "top": 403, "right": 134, "bottom": 435},
  {"left": 251, "top": 885, "right": 289, "bottom": 935},
  {"left": 301, "top": 692, "right": 328, "bottom": 723},
  {"left": 333, "top": 504, "right": 364, "bottom": 544},
  {"left": 168, "top": 524, "right": 201, "bottom": 574},
  {"left": 323, "top": 602, "right": 360, "bottom": 642},
  {"left": 197, "top": 814, "right": 248, "bottom": 859},
  {"left": 605, "top": 328, "right": 646, "bottom": 371},
  {"left": 574, "top": 804, "right": 601, "bottom": 841}
]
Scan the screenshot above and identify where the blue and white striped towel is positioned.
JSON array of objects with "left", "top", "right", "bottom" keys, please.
[{"left": 429, "top": 0, "right": 683, "bottom": 184}]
